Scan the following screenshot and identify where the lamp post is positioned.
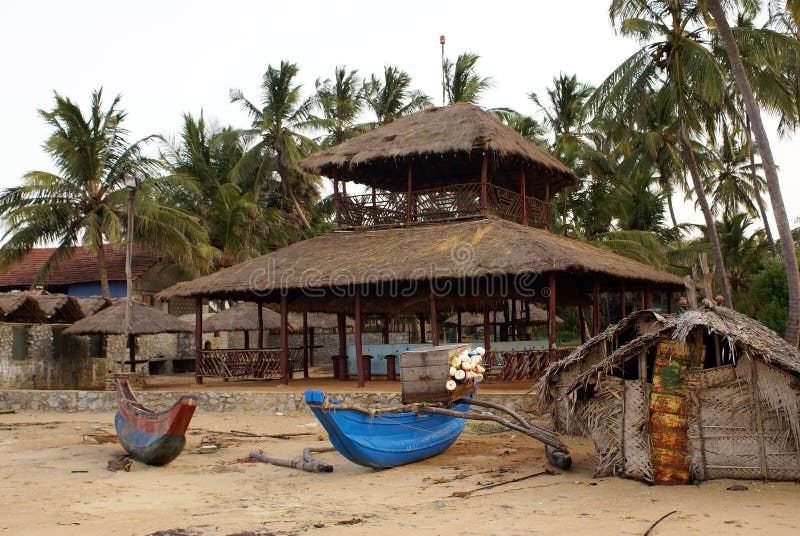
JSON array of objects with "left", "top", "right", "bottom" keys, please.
[{"left": 124, "top": 173, "right": 139, "bottom": 372}]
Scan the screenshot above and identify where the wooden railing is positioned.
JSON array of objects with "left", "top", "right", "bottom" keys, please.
[
  {"left": 337, "top": 183, "right": 549, "bottom": 228},
  {"left": 196, "top": 348, "right": 304, "bottom": 380}
]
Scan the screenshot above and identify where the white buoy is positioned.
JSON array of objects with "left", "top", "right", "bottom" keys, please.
[
  {"left": 475, "top": 346, "right": 486, "bottom": 356},
  {"left": 445, "top": 379, "right": 457, "bottom": 391},
  {"left": 454, "top": 369, "right": 466, "bottom": 381}
]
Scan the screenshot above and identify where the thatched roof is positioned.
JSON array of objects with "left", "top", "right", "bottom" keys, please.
[
  {"left": 76, "top": 296, "right": 111, "bottom": 317},
  {"left": 202, "top": 302, "right": 286, "bottom": 332},
  {"left": 538, "top": 301, "right": 800, "bottom": 396},
  {"left": 288, "top": 312, "right": 353, "bottom": 331},
  {"left": 157, "top": 217, "right": 683, "bottom": 309},
  {"left": 299, "top": 103, "right": 577, "bottom": 197},
  {"left": 64, "top": 301, "right": 192, "bottom": 336},
  {"left": 0, "top": 294, "right": 47, "bottom": 323},
  {"left": 29, "top": 294, "right": 84, "bottom": 323},
  {"left": 443, "top": 303, "right": 560, "bottom": 326}
]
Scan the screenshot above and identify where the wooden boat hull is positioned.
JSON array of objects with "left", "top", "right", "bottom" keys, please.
[
  {"left": 304, "top": 390, "right": 468, "bottom": 469},
  {"left": 114, "top": 378, "right": 197, "bottom": 466}
]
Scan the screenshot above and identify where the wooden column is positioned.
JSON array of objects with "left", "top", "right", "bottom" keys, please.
[
  {"left": 355, "top": 290, "right": 364, "bottom": 388},
  {"left": 243, "top": 331, "right": 250, "bottom": 349},
  {"left": 619, "top": 282, "right": 627, "bottom": 320},
  {"left": 667, "top": 291, "right": 674, "bottom": 314},
  {"left": 418, "top": 313, "right": 426, "bottom": 343},
  {"left": 302, "top": 311, "right": 309, "bottom": 378},
  {"left": 279, "top": 294, "right": 289, "bottom": 385},
  {"left": 337, "top": 313, "right": 347, "bottom": 380},
  {"left": 577, "top": 306, "right": 587, "bottom": 344},
  {"left": 257, "top": 301, "right": 264, "bottom": 348},
  {"left": 429, "top": 285, "right": 439, "bottom": 346},
  {"left": 406, "top": 163, "right": 413, "bottom": 224},
  {"left": 524, "top": 301, "right": 531, "bottom": 340},
  {"left": 520, "top": 168, "right": 527, "bottom": 226},
  {"left": 194, "top": 296, "right": 203, "bottom": 384},
  {"left": 644, "top": 287, "right": 653, "bottom": 309},
  {"left": 382, "top": 314, "right": 390, "bottom": 344},
  {"left": 456, "top": 310, "right": 463, "bottom": 343},
  {"left": 480, "top": 152, "right": 488, "bottom": 212},
  {"left": 333, "top": 178, "right": 340, "bottom": 226},
  {"left": 548, "top": 274, "right": 557, "bottom": 350},
  {"left": 511, "top": 298, "right": 518, "bottom": 341},
  {"left": 482, "top": 300, "right": 491, "bottom": 352},
  {"left": 592, "top": 277, "right": 601, "bottom": 336}
]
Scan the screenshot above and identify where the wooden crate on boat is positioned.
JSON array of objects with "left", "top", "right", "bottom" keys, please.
[{"left": 400, "top": 344, "right": 472, "bottom": 404}]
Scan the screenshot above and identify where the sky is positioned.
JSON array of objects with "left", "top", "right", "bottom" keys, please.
[{"left": 1, "top": 0, "right": 798, "bottom": 232}]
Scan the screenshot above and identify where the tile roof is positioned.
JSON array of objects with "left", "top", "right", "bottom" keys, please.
[{"left": 0, "top": 245, "right": 162, "bottom": 288}]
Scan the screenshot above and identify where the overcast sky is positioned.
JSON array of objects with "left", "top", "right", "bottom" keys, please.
[{"left": 1, "top": 0, "right": 797, "bottom": 231}]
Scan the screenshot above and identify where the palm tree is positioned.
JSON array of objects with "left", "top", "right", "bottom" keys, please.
[
  {"left": 704, "top": 124, "right": 765, "bottom": 219},
  {"left": 363, "top": 66, "right": 431, "bottom": 125},
  {"left": 160, "top": 112, "right": 283, "bottom": 268},
  {"left": 705, "top": 0, "right": 800, "bottom": 343},
  {"left": 230, "top": 60, "right": 321, "bottom": 231},
  {"left": 530, "top": 73, "right": 594, "bottom": 159},
  {"left": 0, "top": 89, "right": 209, "bottom": 299},
  {"left": 311, "top": 66, "right": 366, "bottom": 148},
  {"left": 443, "top": 52, "right": 493, "bottom": 104},
  {"left": 589, "top": 0, "right": 734, "bottom": 306}
]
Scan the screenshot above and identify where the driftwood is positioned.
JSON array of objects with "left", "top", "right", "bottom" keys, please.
[
  {"left": 250, "top": 447, "right": 335, "bottom": 473},
  {"left": 424, "top": 399, "right": 573, "bottom": 470},
  {"left": 643, "top": 510, "right": 677, "bottom": 536},
  {"left": 451, "top": 468, "right": 552, "bottom": 498}
]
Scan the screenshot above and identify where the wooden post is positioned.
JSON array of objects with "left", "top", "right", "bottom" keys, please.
[
  {"left": 548, "top": 273, "right": 557, "bottom": 350},
  {"left": 520, "top": 168, "right": 527, "bottom": 226},
  {"left": 337, "top": 313, "right": 347, "bottom": 380},
  {"left": 619, "top": 282, "right": 627, "bottom": 320},
  {"left": 511, "top": 298, "right": 518, "bottom": 341},
  {"left": 429, "top": 285, "right": 439, "bottom": 346},
  {"left": 592, "top": 277, "right": 601, "bottom": 336},
  {"left": 480, "top": 152, "right": 488, "bottom": 212},
  {"left": 279, "top": 293, "right": 289, "bottom": 385},
  {"left": 418, "top": 313, "right": 426, "bottom": 343},
  {"left": 456, "top": 310, "right": 463, "bottom": 343},
  {"left": 194, "top": 296, "right": 203, "bottom": 385},
  {"left": 577, "top": 306, "right": 587, "bottom": 344},
  {"left": 524, "top": 301, "right": 531, "bottom": 340},
  {"left": 243, "top": 331, "right": 250, "bottom": 350},
  {"left": 667, "top": 291, "right": 673, "bottom": 314},
  {"left": 382, "top": 314, "right": 390, "bottom": 344},
  {"left": 482, "top": 300, "right": 491, "bottom": 352},
  {"left": 406, "top": 163, "right": 413, "bottom": 224},
  {"left": 355, "top": 290, "right": 364, "bottom": 387},
  {"left": 333, "top": 178, "right": 340, "bottom": 226},
  {"left": 644, "top": 287, "right": 652, "bottom": 309},
  {"left": 302, "top": 311, "right": 309, "bottom": 378},
  {"left": 257, "top": 301, "right": 264, "bottom": 348},
  {"left": 309, "top": 327, "right": 316, "bottom": 366}
]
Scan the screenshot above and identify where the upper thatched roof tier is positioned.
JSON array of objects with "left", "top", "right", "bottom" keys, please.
[
  {"left": 299, "top": 103, "right": 577, "bottom": 196},
  {"left": 157, "top": 217, "right": 683, "bottom": 304}
]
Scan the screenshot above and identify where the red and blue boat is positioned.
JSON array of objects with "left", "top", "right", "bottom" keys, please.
[
  {"left": 304, "top": 389, "right": 469, "bottom": 469},
  {"left": 114, "top": 378, "right": 198, "bottom": 466}
]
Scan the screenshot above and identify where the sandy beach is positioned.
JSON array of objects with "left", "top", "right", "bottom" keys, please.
[{"left": 1, "top": 398, "right": 799, "bottom": 536}]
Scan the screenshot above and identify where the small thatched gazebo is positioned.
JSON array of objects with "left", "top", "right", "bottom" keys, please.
[
  {"left": 538, "top": 300, "right": 800, "bottom": 484},
  {"left": 65, "top": 301, "right": 192, "bottom": 372}
]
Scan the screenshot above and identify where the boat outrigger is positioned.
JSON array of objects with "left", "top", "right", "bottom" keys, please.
[{"left": 114, "top": 378, "right": 197, "bottom": 466}]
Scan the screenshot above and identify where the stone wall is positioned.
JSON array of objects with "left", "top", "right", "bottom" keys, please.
[{"left": 0, "top": 388, "right": 540, "bottom": 415}]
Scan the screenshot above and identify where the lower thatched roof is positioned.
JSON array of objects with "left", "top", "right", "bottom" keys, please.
[
  {"left": 157, "top": 217, "right": 683, "bottom": 306},
  {"left": 202, "top": 302, "right": 284, "bottom": 332}
]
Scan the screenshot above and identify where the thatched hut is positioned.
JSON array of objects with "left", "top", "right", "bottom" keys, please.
[{"left": 538, "top": 300, "right": 800, "bottom": 484}]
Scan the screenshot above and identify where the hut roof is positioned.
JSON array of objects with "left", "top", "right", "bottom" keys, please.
[
  {"left": 202, "top": 302, "right": 286, "bottom": 332},
  {"left": 27, "top": 294, "right": 84, "bottom": 323},
  {"left": 299, "top": 103, "right": 577, "bottom": 195},
  {"left": 0, "top": 293, "right": 48, "bottom": 323},
  {"left": 157, "top": 217, "right": 683, "bottom": 305},
  {"left": 63, "top": 300, "right": 192, "bottom": 336},
  {"left": 76, "top": 296, "right": 112, "bottom": 317},
  {"left": 288, "top": 312, "right": 353, "bottom": 331},
  {"left": 538, "top": 301, "right": 800, "bottom": 396}
]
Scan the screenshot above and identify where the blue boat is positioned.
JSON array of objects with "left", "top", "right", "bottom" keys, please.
[{"left": 304, "top": 389, "right": 469, "bottom": 469}]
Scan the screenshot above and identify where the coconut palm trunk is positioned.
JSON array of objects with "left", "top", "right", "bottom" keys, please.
[
  {"left": 680, "top": 125, "right": 734, "bottom": 306},
  {"left": 746, "top": 119, "right": 778, "bottom": 256},
  {"left": 707, "top": 0, "right": 800, "bottom": 345},
  {"left": 96, "top": 242, "right": 111, "bottom": 300}
]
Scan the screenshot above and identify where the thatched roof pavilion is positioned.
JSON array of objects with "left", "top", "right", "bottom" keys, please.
[
  {"left": 64, "top": 301, "right": 192, "bottom": 336},
  {"left": 538, "top": 301, "right": 800, "bottom": 484},
  {"left": 158, "top": 103, "right": 685, "bottom": 388}
]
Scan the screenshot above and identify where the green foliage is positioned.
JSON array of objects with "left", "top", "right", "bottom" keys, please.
[{"left": 748, "top": 257, "right": 790, "bottom": 334}]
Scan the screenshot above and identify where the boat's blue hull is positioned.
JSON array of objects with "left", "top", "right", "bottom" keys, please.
[{"left": 305, "top": 390, "right": 467, "bottom": 469}]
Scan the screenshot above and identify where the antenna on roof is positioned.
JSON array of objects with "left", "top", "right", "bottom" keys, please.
[{"left": 440, "top": 34, "right": 446, "bottom": 106}]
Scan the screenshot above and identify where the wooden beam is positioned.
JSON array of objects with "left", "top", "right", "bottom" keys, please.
[
  {"left": 355, "top": 290, "right": 364, "bottom": 387},
  {"left": 548, "top": 273, "right": 557, "bottom": 349},
  {"left": 194, "top": 296, "right": 203, "bottom": 385},
  {"left": 257, "top": 301, "right": 264, "bottom": 348},
  {"left": 592, "top": 277, "right": 601, "bottom": 336},
  {"left": 429, "top": 285, "right": 439, "bottom": 346},
  {"left": 302, "top": 311, "right": 309, "bottom": 378},
  {"left": 279, "top": 294, "right": 289, "bottom": 385}
]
